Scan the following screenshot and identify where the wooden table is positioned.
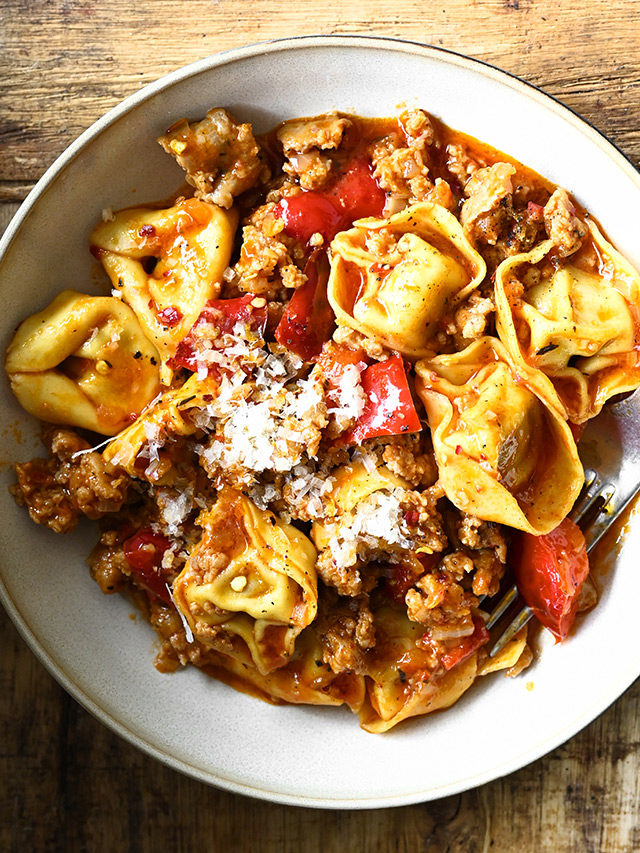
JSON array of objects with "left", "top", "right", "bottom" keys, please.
[{"left": 2, "top": 2, "right": 640, "bottom": 849}]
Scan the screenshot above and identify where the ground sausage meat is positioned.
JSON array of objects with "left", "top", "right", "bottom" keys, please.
[
  {"left": 277, "top": 114, "right": 351, "bottom": 191},
  {"left": 13, "top": 428, "right": 131, "bottom": 533},
  {"left": 543, "top": 187, "right": 587, "bottom": 257},
  {"left": 158, "top": 107, "right": 268, "bottom": 209},
  {"left": 460, "top": 162, "right": 517, "bottom": 245}
]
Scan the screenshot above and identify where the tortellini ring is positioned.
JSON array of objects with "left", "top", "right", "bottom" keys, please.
[
  {"left": 196, "top": 625, "right": 366, "bottom": 712},
  {"left": 494, "top": 223, "right": 640, "bottom": 422},
  {"left": 91, "top": 198, "right": 238, "bottom": 378},
  {"left": 415, "top": 337, "right": 583, "bottom": 535},
  {"left": 328, "top": 202, "right": 487, "bottom": 357},
  {"left": 102, "top": 372, "right": 219, "bottom": 482},
  {"left": 5, "top": 290, "right": 161, "bottom": 435},
  {"left": 311, "top": 461, "right": 410, "bottom": 551},
  {"left": 359, "top": 605, "right": 479, "bottom": 733},
  {"left": 173, "top": 488, "right": 318, "bottom": 674}
]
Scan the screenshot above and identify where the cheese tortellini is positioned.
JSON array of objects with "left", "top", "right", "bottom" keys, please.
[
  {"left": 91, "top": 198, "right": 237, "bottom": 373},
  {"left": 102, "top": 373, "right": 219, "bottom": 482},
  {"left": 5, "top": 290, "right": 161, "bottom": 435},
  {"left": 415, "top": 337, "right": 583, "bottom": 534},
  {"left": 311, "top": 460, "right": 410, "bottom": 551},
  {"left": 359, "top": 605, "right": 478, "bottom": 733},
  {"left": 328, "top": 202, "right": 486, "bottom": 357},
  {"left": 494, "top": 223, "right": 640, "bottom": 423},
  {"left": 172, "top": 488, "right": 318, "bottom": 674},
  {"left": 197, "top": 625, "right": 366, "bottom": 712}
]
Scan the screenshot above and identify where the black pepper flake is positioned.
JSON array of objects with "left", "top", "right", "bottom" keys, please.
[
  {"left": 133, "top": 351, "right": 142, "bottom": 359},
  {"left": 398, "top": 669, "right": 407, "bottom": 683},
  {"left": 150, "top": 357, "right": 157, "bottom": 365},
  {"left": 536, "top": 343, "right": 558, "bottom": 356},
  {"left": 179, "top": 395, "right": 196, "bottom": 406}
]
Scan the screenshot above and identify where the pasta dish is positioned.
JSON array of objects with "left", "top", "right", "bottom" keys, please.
[{"left": 6, "top": 107, "right": 640, "bottom": 732}]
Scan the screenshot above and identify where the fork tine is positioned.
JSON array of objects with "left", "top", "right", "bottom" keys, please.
[
  {"left": 488, "top": 606, "right": 534, "bottom": 657},
  {"left": 485, "top": 583, "right": 519, "bottom": 629},
  {"left": 573, "top": 481, "right": 615, "bottom": 527},
  {"left": 485, "top": 468, "right": 621, "bottom": 659},
  {"left": 569, "top": 469, "right": 601, "bottom": 522}
]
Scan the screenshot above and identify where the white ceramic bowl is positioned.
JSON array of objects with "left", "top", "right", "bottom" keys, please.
[{"left": 2, "top": 36, "right": 640, "bottom": 808}]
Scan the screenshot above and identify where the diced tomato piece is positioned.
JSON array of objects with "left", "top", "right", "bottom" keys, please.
[
  {"left": 169, "top": 294, "right": 268, "bottom": 372},
  {"left": 326, "top": 157, "right": 386, "bottom": 222},
  {"left": 513, "top": 517, "right": 590, "bottom": 641},
  {"left": 339, "top": 354, "right": 422, "bottom": 446},
  {"left": 275, "top": 251, "right": 335, "bottom": 360},
  {"left": 274, "top": 194, "right": 346, "bottom": 244},
  {"left": 440, "top": 617, "right": 490, "bottom": 671},
  {"left": 123, "top": 528, "right": 173, "bottom": 604},
  {"left": 201, "top": 294, "right": 269, "bottom": 336},
  {"left": 273, "top": 157, "right": 386, "bottom": 245}
]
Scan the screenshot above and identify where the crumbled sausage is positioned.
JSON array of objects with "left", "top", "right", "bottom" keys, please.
[
  {"left": 232, "top": 219, "right": 306, "bottom": 299},
  {"left": 460, "top": 162, "right": 517, "bottom": 245},
  {"left": 445, "top": 142, "right": 481, "bottom": 187},
  {"left": 277, "top": 114, "right": 351, "bottom": 154},
  {"left": 398, "top": 109, "right": 435, "bottom": 149},
  {"left": 317, "top": 595, "right": 375, "bottom": 674},
  {"left": 382, "top": 437, "right": 438, "bottom": 487},
  {"left": 405, "top": 569, "right": 476, "bottom": 638},
  {"left": 12, "top": 429, "right": 131, "bottom": 533},
  {"left": 277, "top": 114, "right": 350, "bottom": 191},
  {"left": 543, "top": 188, "right": 587, "bottom": 257},
  {"left": 449, "top": 291, "right": 495, "bottom": 345},
  {"left": 158, "top": 108, "right": 268, "bottom": 208},
  {"left": 370, "top": 133, "right": 433, "bottom": 200},
  {"left": 456, "top": 514, "right": 507, "bottom": 597}
]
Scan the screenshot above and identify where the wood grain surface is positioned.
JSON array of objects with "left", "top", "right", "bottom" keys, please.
[{"left": 2, "top": 1, "right": 640, "bottom": 850}]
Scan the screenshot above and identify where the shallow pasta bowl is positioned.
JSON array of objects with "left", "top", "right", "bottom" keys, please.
[{"left": 2, "top": 35, "right": 640, "bottom": 808}]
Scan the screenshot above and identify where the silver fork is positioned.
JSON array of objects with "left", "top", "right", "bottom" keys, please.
[{"left": 485, "top": 391, "right": 640, "bottom": 657}]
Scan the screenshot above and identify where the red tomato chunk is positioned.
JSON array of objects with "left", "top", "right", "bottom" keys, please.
[
  {"left": 169, "top": 294, "right": 268, "bottom": 372},
  {"left": 273, "top": 158, "right": 386, "bottom": 244},
  {"left": 339, "top": 354, "right": 422, "bottom": 446},
  {"left": 440, "top": 617, "right": 490, "bottom": 671},
  {"left": 513, "top": 517, "right": 590, "bottom": 641},
  {"left": 123, "top": 528, "right": 173, "bottom": 604},
  {"left": 275, "top": 251, "right": 335, "bottom": 360}
]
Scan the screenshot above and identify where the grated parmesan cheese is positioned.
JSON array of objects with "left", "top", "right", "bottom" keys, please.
[
  {"left": 197, "top": 368, "right": 327, "bottom": 480},
  {"left": 156, "top": 487, "right": 194, "bottom": 536},
  {"left": 327, "top": 488, "right": 414, "bottom": 569},
  {"left": 326, "top": 363, "right": 367, "bottom": 432}
]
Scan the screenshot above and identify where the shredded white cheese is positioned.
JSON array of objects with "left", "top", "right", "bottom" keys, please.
[
  {"left": 327, "top": 363, "right": 367, "bottom": 432},
  {"left": 156, "top": 487, "right": 194, "bottom": 536},
  {"left": 328, "top": 488, "right": 413, "bottom": 569}
]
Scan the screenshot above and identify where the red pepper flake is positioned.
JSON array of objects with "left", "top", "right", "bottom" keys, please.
[
  {"left": 139, "top": 224, "right": 156, "bottom": 237},
  {"left": 403, "top": 510, "right": 419, "bottom": 526},
  {"left": 157, "top": 305, "right": 183, "bottom": 327},
  {"left": 455, "top": 445, "right": 463, "bottom": 455}
]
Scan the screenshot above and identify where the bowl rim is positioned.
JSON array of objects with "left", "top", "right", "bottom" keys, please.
[{"left": 2, "top": 33, "right": 640, "bottom": 809}]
